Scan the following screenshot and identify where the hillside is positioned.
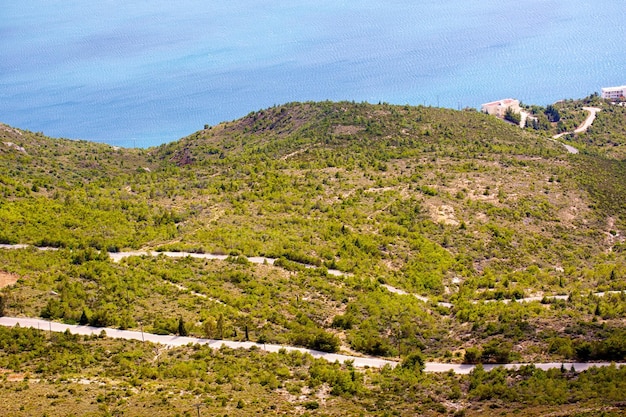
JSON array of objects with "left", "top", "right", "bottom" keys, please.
[{"left": 1, "top": 100, "right": 626, "bottom": 416}]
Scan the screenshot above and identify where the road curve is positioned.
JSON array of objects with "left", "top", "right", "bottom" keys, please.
[
  {"left": 552, "top": 106, "right": 601, "bottom": 153},
  {"left": 574, "top": 107, "right": 601, "bottom": 133},
  {"left": 1, "top": 317, "right": 621, "bottom": 374}
]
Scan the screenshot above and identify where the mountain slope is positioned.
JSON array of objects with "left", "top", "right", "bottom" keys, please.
[
  {"left": 2, "top": 100, "right": 626, "bottom": 416},
  {"left": 1, "top": 101, "right": 625, "bottom": 364}
]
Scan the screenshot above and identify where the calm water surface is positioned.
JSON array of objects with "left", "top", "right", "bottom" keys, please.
[{"left": 1, "top": 0, "right": 624, "bottom": 147}]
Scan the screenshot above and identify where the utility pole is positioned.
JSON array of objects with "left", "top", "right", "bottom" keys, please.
[{"left": 192, "top": 403, "right": 204, "bottom": 417}]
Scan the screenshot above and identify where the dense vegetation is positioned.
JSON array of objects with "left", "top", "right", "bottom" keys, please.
[
  {"left": 1, "top": 97, "right": 626, "bottom": 414},
  {"left": 0, "top": 325, "right": 624, "bottom": 417}
]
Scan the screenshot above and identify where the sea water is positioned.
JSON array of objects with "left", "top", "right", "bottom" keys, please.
[{"left": 1, "top": 0, "right": 624, "bottom": 147}]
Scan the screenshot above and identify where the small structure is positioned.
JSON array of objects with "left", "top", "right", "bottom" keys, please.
[
  {"left": 480, "top": 99, "right": 521, "bottom": 118},
  {"left": 601, "top": 85, "right": 626, "bottom": 100}
]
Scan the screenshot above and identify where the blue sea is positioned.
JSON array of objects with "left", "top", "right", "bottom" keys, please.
[{"left": 1, "top": 0, "right": 624, "bottom": 147}]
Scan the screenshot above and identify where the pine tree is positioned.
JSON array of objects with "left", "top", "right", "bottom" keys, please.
[{"left": 545, "top": 105, "right": 561, "bottom": 122}]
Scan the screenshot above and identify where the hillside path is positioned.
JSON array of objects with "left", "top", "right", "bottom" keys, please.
[
  {"left": 0, "top": 317, "right": 621, "bottom": 374},
  {"left": 552, "top": 106, "right": 602, "bottom": 153}
]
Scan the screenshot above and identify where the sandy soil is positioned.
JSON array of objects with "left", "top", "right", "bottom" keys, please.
[
  {"left": 0, "top": 271, "right": 19, "bottom": 288},
  {"left": 0, "top": 368, "right": 27, "bottom": 382}
]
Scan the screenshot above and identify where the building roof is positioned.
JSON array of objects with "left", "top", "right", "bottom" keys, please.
[
  {"left": 601, "top": 85, "right": 626, "bottom": 92},
  {"left": 481, "top": 98, "right": 518, "bottom": 107}
]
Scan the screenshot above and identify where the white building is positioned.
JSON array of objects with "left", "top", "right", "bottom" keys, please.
[
  {"left": 480, "top": 99, "right": 521, "bottom": 118},
  {"left": 601, "top": 86, "right": 626, "bottom": 100}
]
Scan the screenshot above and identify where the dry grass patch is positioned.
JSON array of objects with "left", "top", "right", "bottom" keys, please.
[
  {"left": 0, "top": 271, "right": 19, "bottom": 288},
  {"left": 332, "top": 125, "right": 365, "bottom": 135}
]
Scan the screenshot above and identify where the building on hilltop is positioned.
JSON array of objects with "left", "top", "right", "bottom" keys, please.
[
  {"left": 601, "top": 85, "right": 626, "bottom": 100},
  {"left": 480, "top": 99, "right": 521, "bottom": 118}
]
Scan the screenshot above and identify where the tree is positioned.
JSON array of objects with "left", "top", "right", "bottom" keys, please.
[
  {"left": 203, "top": 318, "right": 216, "bottom": 339},
  {"left": 464, "top": 347, "right": 482, "bottom": 364},
  {"left": 178, "top": 316, "right": 188, "bottom": 337},
  {"left": 216, "top": 313, "right": 224, "bottom": 340},
  {"left": 594, "top": 303, "right": 602, "bottom": 316},
  {"left": 545, "top": 105, "right": 561, "bottom": 122},
  {"left": 0, "top": 294, "right": 5, "bottom": 317},
  {"left": 89, "top": 303, "right": 118, "bottom": 328},
  {"left": 504, "top": 107, "right": 521, "bottom": 125},
  {"left": 482, "top": 339, "right": 513, "bottom": 363},
  {"left": 79, "top": 309, "right": 89, "bottom": 325},
  {"left": 401, "top": 351, "right": 425, "bottom": 372},
  {"left": 531, "top": 112, "right": 551, "bottom": 130}
]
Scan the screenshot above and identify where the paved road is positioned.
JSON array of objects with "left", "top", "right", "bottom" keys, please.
[
  {"left": 0, "top": 245, "right": 345, "bottom": 277},
  {"left": 0, "top": 316, "right": 395, "bottom": 368},
  {"left": 574, "top": 107, "right": 601, "bottom": 133},
  {"left": 110, "top": 250, "right": 346, "bottom": 276},
  {"left": 382, "top": 284, "right": 453, "bottom": 308},
  {"left": 561, "top": 143, "right": 579, "bottom": 154},
  {"left": 1, "top": 317, "right": 621, "bottom": 374},
  {"left": 552, "top": 106, "right": 601, "bottom": 152},
  {"left": 381, "top": 284, "right": 625, "bottom": 307},
  {"left": 109, "top": 250, "right": 270, "bottom": 264}
]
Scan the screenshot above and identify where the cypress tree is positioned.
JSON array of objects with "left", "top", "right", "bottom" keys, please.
[
  {"left": 178, "top": 316, "right": 188, "bottom": 336},
  {"left": 79, "top": 309, "right": 89, "bottom": 325},
  {"left": 217, "top": 314, "right": 224, "bottom": 340}
]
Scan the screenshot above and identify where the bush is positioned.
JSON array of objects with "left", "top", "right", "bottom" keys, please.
[
  {"left": 331, "top": 314, "right": 354, "bottom": 330},
  {"left": 481, "top": 339, "right": 514, "bottom": 363},
  {"left": 290, "top": 328, "right": 340, "bottom": 353},
  {"left": 311, "top": 330, "right": 340, "bottom": 353},
  {"left": 464, "top": 347, "right": 482, "bottom": 364},
  {"left": 303, "top": 401, "right": 320, "bottom": 410},
  {"left": 504, "top": 107, "right": 521, "bottom": 124},
  {"left": 401, "top": 351, "right": 425, "bottom": 372}
]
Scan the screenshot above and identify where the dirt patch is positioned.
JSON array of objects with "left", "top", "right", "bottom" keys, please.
[
  {"left": 0, "top": 271, "right": 19, "bottom": 288},
  {"left": 281, "top": 147, "right": 309, "bottom": 160},
  {"left": 429, "top": 204, "right": 459, "bottom": 226},
  {"left": 0, "top": 124, "right": 22, "bottom": 136},
  {"left": 0, "top": 368, "right": 27, "bottom": 382},
  {"left": 332, "top": 125, "right": 364, "bottom": 135}
]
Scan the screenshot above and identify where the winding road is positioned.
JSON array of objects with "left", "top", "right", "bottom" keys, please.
[
  {"left": 110, "top": 250, "right": 348, "bottom": 276},
  {"left": 574, "top": 107, "right": 601, "bottom": 133},
  {"left": 2, "top": 247, "right": 624, "bottom": 374},
  {"left": 2, "top": 244, "right": 623, "bottom": 310},
  {"left": 552, "top": 106, "right": 601, "bottom": 153},
  {"left": 0, "top": 245, "right": 345, "bottom": 277},
  {"left": 0, "top": 107, "right": 621, "bottom": 377},
  {"left": 0, "top": 317, "right": 621, "bottom": 374}
]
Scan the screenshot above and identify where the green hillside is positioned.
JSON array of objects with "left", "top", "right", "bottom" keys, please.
[{"left": 1, "top": 99, "right": 626, "bottom": 416}]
